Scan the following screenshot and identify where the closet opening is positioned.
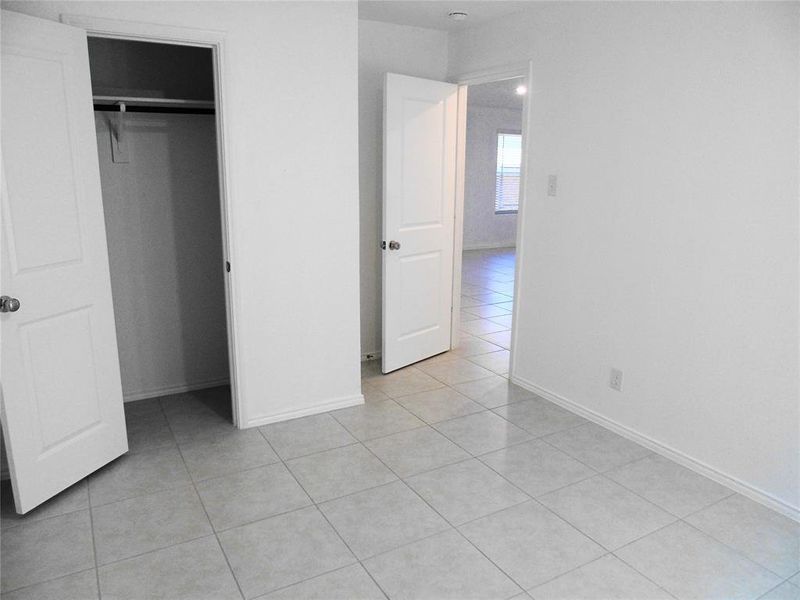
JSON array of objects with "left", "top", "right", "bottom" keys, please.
[{"left": 87, "top": 37, "right": 238, "bottom": 429}]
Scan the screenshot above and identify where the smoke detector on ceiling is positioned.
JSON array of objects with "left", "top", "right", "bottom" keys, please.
[{"left": 448, "top": 11, "right": 468, "bottom": 21}]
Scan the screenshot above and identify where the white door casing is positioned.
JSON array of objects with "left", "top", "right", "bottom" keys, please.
[
  {"left": 382, "top": 73, "right": 458, "bottom": 373},
  {"left": 1, "top": 10, "right": 128, "bottom": 513}
]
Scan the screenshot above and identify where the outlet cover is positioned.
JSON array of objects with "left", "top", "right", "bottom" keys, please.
[{"left": 609, "top": 368, "right": 623, "bottom": 392}]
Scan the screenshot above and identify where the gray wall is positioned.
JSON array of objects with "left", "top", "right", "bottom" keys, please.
[
  {"left": 463, "top": 103, "right": 522, "bottom": 250},
  {"left": 95, "top": 113, "right": 229, "bottom": 401}
]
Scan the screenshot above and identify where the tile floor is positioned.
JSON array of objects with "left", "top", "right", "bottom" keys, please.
[{"left": 1, "top": 248, "right": 798, "bottom": 599}]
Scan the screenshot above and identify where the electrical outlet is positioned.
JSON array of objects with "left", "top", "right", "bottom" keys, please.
[
  {"left": 609, "top": 368, "right": 623, "bottom": 392},
  {"left": 547, "top": 174, "right": 558, "bottom": 197}
]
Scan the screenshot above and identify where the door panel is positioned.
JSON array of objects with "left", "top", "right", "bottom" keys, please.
[
  {"left": 1, "top": 10, "right": 127, "bottom": 513},
  {"left": 382, "top": 73, "right": 458, "bottom": 373}
]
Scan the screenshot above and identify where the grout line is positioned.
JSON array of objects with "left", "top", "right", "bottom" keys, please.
[
  {"left": 254, "top": 428, "right": 392, "bottom": 598},
  {"left": 160, "top": 397, "right": 247, "bottom": 600},
  {"left": 0, "top": 567, "right": 100, "bottom": 597}
]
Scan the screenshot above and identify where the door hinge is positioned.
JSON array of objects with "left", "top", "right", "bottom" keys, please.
[{"left": 226, "top": 261, "right": 231, "bottom": 273}]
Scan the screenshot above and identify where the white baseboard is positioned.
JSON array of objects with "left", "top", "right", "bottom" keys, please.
[
  {"left": 511, "top": 374, "right": 800, "bottom": 523},
  {"left": 123, "top": 378, "right": 230, "bottom": 403},
  {"left": 244, "top": 393, "right": 365, "bottom": 428},
  {"left": 463, "top": 242, "right": 516, "bottom": 251}
]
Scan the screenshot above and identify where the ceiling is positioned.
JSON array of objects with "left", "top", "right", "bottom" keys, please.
[
  {"left": 358, "top": 1, "right": 534, "bottom": 32},
  {"left": 468, "top": 77, "right": 525, "bottom": 110}
]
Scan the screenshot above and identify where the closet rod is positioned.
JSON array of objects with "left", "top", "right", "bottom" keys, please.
[{"left": 93, "top": 104, "right": 215, "bottom": 115}]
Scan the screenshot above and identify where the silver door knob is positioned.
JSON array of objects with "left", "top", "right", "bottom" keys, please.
[
  {"left": 0, "top": 296, "right": 20, "bottom": 313},
  {"left": 388, "top": 240, "right": 401, "bottom": 250}
]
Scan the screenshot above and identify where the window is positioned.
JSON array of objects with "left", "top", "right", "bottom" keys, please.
[{"left": 495, "top": 131, "right": 522, "bottom": 214}]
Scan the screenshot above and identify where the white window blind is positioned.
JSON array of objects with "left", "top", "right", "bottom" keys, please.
[{"left": 495, "top": 132, "right": 522, "bottom": 214}]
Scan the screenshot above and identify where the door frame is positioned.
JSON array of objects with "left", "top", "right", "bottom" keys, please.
[
  {"left": 450, "top": 61, "right": 533, "bottom": 380},
  {"left": 59, "top": 14, "right": 244, "bottom": 427}
]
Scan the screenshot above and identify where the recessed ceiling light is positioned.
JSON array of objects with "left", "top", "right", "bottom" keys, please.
[
  {"left": 448, "top": 11, "right": 468, "bottom": 21},
  {"left": 515, "top": 85, "right": 527, "bottom": 96}
]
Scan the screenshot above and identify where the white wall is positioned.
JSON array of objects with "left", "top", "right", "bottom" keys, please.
[
  {"left": 4, "top": 0, "right": 362, "bottom": 426},
  {"left": 449, "top": 2, "right": 800, "bottom": 515},
  {"left": 95, "top": 113, "right": 229, "bottom": 401},
  {"left": 358, "top": 19, "right": 448, "bottom": 357},
  {"left": 463, "top": 103, "right": 521, "bottom": 250}
]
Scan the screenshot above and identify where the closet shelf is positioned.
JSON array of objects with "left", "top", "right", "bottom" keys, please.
[{"left": 93, "top": 96, "right": 215, "bottom": 110}]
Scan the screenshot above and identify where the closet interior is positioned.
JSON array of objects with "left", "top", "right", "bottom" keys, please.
[{"left": 88, "top": 38, "right": 232, "bottom": 415}]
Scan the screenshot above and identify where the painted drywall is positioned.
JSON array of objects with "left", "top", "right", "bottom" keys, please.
[
  {"left": 449, "top": 2, "right": 800, "bottom": 514},
  {"left": 88, "top": 37, "right": 214, "bottom": 100},
  {"left": 4, "top": 1, "right": 362, "bottom": 426},
  {"left": 463, "top": 103, "right": 521, "bottom": 250},
  {"left": 358, "top": 19, "right": 449, "bottom": 358},
  {"left": 94, "top": 113, "right": 229, "bottom": 401}
]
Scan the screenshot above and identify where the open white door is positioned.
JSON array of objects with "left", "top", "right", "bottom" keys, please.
[
  {"left": 382, "top": 73, "right": 458, "bottom": 373},
  {"left": 1, "top": 11, "right": 128, "bottom": 513}
]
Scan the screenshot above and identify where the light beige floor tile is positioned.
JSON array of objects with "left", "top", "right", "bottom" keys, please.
[
  {"left": 791, "top": 574, "right": 800, "bottom": 587},
  {"left": 460, "top": 318, "right": 509, "bottom": 336},
  {"left": 92, "top": 485, "right": 212, "bottom": 565},
  {"left": 459, "top": 501, "right": 605, "bottom": 590},
  {"left": 319, "top": 481, "right": 450, "bottom": 559},
  {"left": 197, "top": 463, "right": 311, "bottom": 531},
  {"left": 364, "top": 426, "right": 470, "bottom": 477},
  {"left": 218, "top": 506, "right": 355, "bottom": 599},
  {"left": 1, "top": 479, "right": 88, "bottom": 530},
  {"left": 363, "top": 529, "right": 521, "bottom": 600},
  {"left": 466, "top": 350, "right": 510, "bottom": 375},
  {"left": 361, "top": 386, "right": 391, "bottom": 403},
  {"left": 286, "top": 444, "right": 396, "bottom": 502},
  {"left": 470, "top": 292, "right": 513, "bottom": 304},
  {"left": 0, "top": 510, "right": 94, "bottom": 593},
  {"left": 406, "top": 459, "right": 529, "bottom": 525},
  {"left": 606, "top": 454, "right": 733, "bottom": 517},
  {"left": 685, "top": 494, "right": 800, "bottom": 577},
  {"left": 543, "top": 423, "right": 651, "bottom": 471},
  {"left": 494, "top": 399, "right": 588, "bottom": 438},
  {"left": 449, "top": 335, "right": 505, "bottom": 358},
  {"left": 463, "top": 304, "right": 511, "bottom": 318},
  {"left": 538, "top": 476, "right": 676, "bottom": 550},
  {"left": 125, "top": 409, "right": 176, "bottom": 454},
  {"left": 396, "top": 387, "right": 484, "bottom": 424},
  {"left": 487, "top": 314, "right": 513, "bottom": 328},
  {"left": 181, "top": 429, "right": 279, "bottom": 481},
  {"left": 88, "top": 446, "right": 191, "bottom": 506},
  {"left": 615, "top": 521, "right": 781, "bottom": 600},
  {"left": 434, "top": 410, "right": 531, "bottom": 455},
  {"left": 452, "top": 376, "right": 536, "bottom": 409},
  {"left": 460, "top": 309, "right": 482, "bottom": 322},
  {"left": 359, "top": 367, "right": 444, "bottom": 398},
  {"left": 529, "top": 554, "right": 673, "bottom": 599},
  {"left": 331, "top": 400, "right": 424, "bottom": 440},
  {"left": 259, "top": 413, "right": 356, "bottom": 459},
  {"left": 98, "top": 536, "right": 241, "bottom": 600},
  {"left": 416, "top": 357, "right": 496, "bottom": 386},
  {"left": 0, "top": 569, "right": 98, "bottom": 600},
  {"left": 480, "top": 439, "right": 596, "bottom": 497},
  {"left": 257, "top": 564, "right": 385, "bottom": 600},
  {"left": 459, "top": 295, "right": 487, "bottom": 308},
  {"left": 760, "top": 581, "right": 800, "bottom": 600},
  {"left": 480, "top": 330, "right": 512, "bottom": 349}
]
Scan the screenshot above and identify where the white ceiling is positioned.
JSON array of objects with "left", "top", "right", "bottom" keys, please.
[
  {"left": 468, "top": 77, "right": 525, "bottom": 110},
  {"left": 358, "top": 1, "right": 534, "bottom": 32}
]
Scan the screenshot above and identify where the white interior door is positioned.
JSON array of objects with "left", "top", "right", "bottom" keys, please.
[
  {"left": 382, "top": 73, "right": 458, "bottom": 373},
  {"left": 1, "top": 10, "right": 128, "bottom": 513}
]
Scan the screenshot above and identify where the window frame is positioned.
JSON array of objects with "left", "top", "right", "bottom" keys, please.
[{"left": 494, "top": 128, "right": 522, "bottom": 215}]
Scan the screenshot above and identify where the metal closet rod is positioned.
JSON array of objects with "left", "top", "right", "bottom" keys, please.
[
  {"left": 93, "top": 104, "right": 215, "bottom": 115},
  {"left": 92, "top": 95, "right": 216, "bottom": 115}
]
